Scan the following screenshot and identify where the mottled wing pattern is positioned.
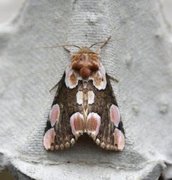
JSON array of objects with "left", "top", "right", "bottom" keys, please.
[
  {"left": 43, "top": 73, "right": 81, "bottom": 150},
  {"left": 43, "top": 39, "right": 125, "bottom": 151},
  {"left": 87, "top": 74, "right": 125, "bottom": 150},
  {"left": 43, "top": 73, "right": 125, "bottom": 151}
]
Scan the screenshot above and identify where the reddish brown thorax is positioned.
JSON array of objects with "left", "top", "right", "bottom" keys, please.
[{"left": 71, "top": 48, "right": 100, "bottom": 79}]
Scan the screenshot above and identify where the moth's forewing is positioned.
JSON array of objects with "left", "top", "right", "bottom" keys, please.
[{"left": 43, "top": 47, "right": 125, "bottom": 151}]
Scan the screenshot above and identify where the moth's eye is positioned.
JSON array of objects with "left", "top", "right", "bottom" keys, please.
[
  {"left": 89, "top": 62, "right": 99, "bottom": 71},
  {"left": 72, "top": 63, "right": 81, "bottom": 71}
]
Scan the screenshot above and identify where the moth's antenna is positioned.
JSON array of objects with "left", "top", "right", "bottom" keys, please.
[
  {"left": 39, "top": 44, "right": 61, "bottom": 49},
  {"left": 62, "top": 45, "right": 81, "bottom": 53},
  {"left": 89, "top": 36, "right": 111, "bottom": 50},
  {"left": 37, "top": 44, "right": 81, "bottom": 53}
]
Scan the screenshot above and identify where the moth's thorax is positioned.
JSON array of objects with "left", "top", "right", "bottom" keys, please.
[
  {"left": 76, "top": 81, "right": 95, "bottom": 107},
  {"left": 71, "top": 48, "right": 100, "bottom": 79},
  {"left": 76, "top": 82, "right": 95, "bottom": 130}
]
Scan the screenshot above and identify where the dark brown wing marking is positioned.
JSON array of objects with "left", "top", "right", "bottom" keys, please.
[
  {"left": 43, "top": 74, "right": 125, "bottom": 151},
  {"left": 43, "top": 73, "right": 82, "bottom": 150},
  {"left": 43, "top": 36, "right": 125, "bottom": 151},
  {"left": 87, "top": 74, "right": 125, "bottom": 150}
]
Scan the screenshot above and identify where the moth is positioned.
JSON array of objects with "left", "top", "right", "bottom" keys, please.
[{"left": 43, "top": 37, "right": 125, "bottom": 151}]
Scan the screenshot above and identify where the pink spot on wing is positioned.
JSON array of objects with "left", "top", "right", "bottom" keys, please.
[
  {"left": 70, "top": 112, "right": 84, "bottom": 137},
  {"left": 43, "top": 128, "right": 56, "bottom": 150},
  {"left": 110, "top": 104, "right": 120, "bottom": 127},
  {"left": 86, "top": 112, "right": 101, "bottom": 137},
  {"left": 114, "top": 128, "right": 125, "bottom": 151},
  {"left": 89, "top": 63, "right": 107, "bottom": 90},
  {"left": 65, "top": 65, "right": 79, "bottom": 89},
  {"left": 50, "top": 104, "right": 60, "bottom": 127}
]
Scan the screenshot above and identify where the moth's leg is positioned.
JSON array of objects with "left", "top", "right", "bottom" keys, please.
[{"left": 95, "top": 104, "right": 125, "bottom": 151}]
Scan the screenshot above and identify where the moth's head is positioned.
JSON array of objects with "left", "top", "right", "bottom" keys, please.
[
  {"left": 71, "top": 47, "right": 100, "bottom": 79},
  {"left": 63, "top": 36, "right": 111, "bottom": 79}
]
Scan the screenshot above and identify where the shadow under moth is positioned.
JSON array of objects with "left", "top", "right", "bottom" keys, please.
[{"left": 43, "top": 37, "right": 125, "bottom": 151}]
